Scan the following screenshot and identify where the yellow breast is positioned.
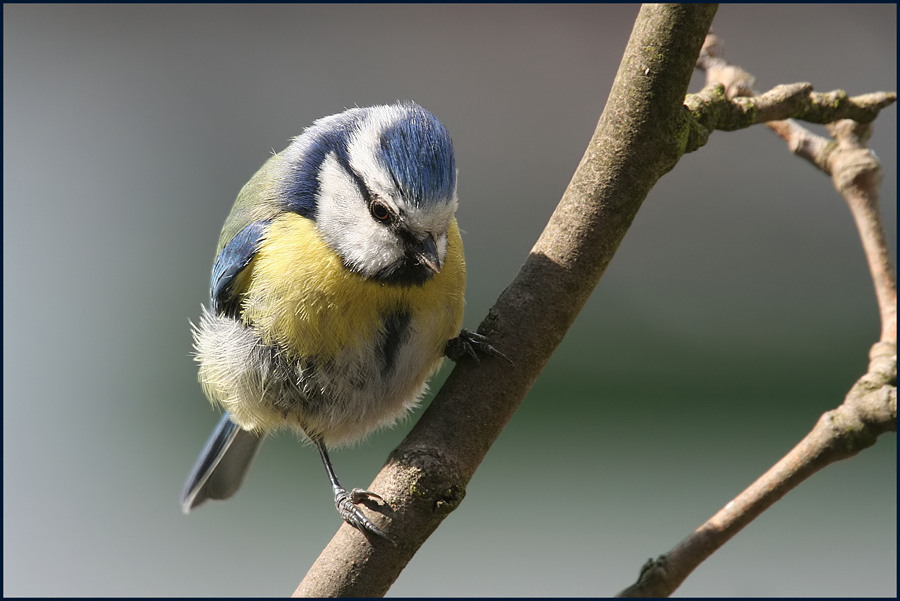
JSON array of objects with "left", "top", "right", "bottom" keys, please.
[{"left": 241, "top": 212, "right": 466, "bottom": 362}]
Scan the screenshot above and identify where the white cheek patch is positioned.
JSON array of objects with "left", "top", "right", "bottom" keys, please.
[{"left": 315, "top": 153, "right": 404, "bottom": 276}]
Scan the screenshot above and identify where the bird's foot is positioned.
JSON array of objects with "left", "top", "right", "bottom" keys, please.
[
  {"left": 333, "top": 486, "right": 390, "bottom": 541},
  {"left": 445, "top": 328, "right": 512, "bottom": 364}
]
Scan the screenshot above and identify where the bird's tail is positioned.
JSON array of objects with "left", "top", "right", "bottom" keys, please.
[{"left": 181, "top": 412, "right": 264, "bottom": 513}]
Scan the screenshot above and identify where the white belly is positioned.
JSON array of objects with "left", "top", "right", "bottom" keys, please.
[{"left": 192, "top": 306, "right": 448, "bottom": 446}]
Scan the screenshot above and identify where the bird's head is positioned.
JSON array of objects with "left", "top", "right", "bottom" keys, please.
[{"left": 281, "top": 102, "right": 458, "bottom": 286}]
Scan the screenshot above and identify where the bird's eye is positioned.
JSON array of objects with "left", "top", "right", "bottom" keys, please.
[{"left": 369, "top": 200, "right": 393, "bottom": 224}]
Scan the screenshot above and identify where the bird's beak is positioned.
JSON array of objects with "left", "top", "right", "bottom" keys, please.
[{"left": 416, "top": 234, "right": 442, "bottom": 274}]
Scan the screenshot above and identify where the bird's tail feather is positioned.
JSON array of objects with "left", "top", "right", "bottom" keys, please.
[{"left": 181, "top": 412, "right": 264, "bottom": 513}]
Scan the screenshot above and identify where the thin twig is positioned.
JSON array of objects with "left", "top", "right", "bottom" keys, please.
[
  {"left": 619, "top": 342, "right": 896, "bottom": 598},
  {"left": 683, "top": 33, "right": 896, "bottom": 154},
  {"left": 824, "top": 120, "right": 897, "bottom": 342},
  {"left": 618, "top": 33, "right": 897, "bottom": 598},
  {"left": 684, "top": 83, "right": 895, "bottom": 141}
]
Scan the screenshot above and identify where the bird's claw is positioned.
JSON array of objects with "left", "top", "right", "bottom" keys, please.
[
  {"left": 334, "top": 486, "right": 391, "bottom": 541},
  {"left": 445, "top": 328, "right": 512, "bottom": 364},
  {"left": 348, "top": 487, "right": 384, "bottom": 505}
]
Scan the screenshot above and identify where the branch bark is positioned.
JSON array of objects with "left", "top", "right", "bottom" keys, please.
[
  {"left": 293, "top": 4, "right": 719, "bottom": 597},
  {"left": 617, "top": 33, "right": 897, "bottom": 598},
  {"left": 680, "top": 34, "right": 896, "bottom": 153}
]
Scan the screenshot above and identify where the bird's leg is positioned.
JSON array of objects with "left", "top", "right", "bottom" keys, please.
[
  {"left": 445, "top": 328, "right": 512, "bottom": 363},
  {"left": 313, "top": 438, "right": 389, "bottom": 540}
]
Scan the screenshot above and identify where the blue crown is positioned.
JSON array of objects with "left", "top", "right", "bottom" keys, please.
[
  {"left": 280, "top": 103, "right": 455, "bottom": 217},
  {"left": 377, "top": 103, "right": 456, "bottom": 207}
]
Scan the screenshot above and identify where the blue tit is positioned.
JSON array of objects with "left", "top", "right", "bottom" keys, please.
[{"left": 181, "top": 102, "right": 488, "bottom": 538}]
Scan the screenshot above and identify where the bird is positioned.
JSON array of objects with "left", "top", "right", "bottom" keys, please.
[{"left": 181, "top": 102, "right": 497, "bottom": 539}]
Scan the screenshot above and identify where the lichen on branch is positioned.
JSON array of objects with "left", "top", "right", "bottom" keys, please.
[{"left": 682, "top": 33, "right": 896, "bottom": 153}]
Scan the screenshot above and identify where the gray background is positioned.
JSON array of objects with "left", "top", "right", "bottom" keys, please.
[{"left": 4, "top": 4, "right": 896, "bottom": 597}]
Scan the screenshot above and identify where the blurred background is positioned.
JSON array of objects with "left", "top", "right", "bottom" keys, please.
[{"left": 4, "top": 4, "right": 896, "bottom": 597}]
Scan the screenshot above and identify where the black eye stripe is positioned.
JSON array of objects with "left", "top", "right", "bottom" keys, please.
[
  {"left": 334, "top": 152, "right": 402, "bottom": 227},
  {"left": 334, "top": 153, "right": 373, "bottom": 205}
]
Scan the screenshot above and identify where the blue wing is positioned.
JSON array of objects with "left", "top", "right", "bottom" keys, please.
[{"left": 210, "top": 220, "right": 270, "bottom": 317}]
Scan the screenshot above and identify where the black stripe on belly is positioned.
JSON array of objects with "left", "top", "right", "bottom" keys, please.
[{"left": 379, "top": 311, "right": 411, "bottom": 377}]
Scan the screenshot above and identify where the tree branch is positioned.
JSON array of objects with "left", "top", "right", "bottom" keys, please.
[
  {"left": 617, "top": 33, "right": 897, "bottom": 598},
  {"left": 618, "top": 341, "right": 897, "bottom": 598},
  {"left": 293, "top": 4, "right": 719, "bottom": 597},
  {"left": 681, "top": 34, "right": 896, "bottom": 153},
  {"left": 684, "top": 83, "right": 895, "bottom": 140}
]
